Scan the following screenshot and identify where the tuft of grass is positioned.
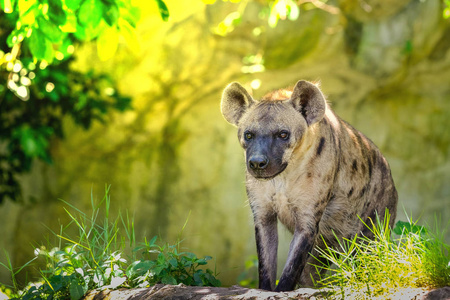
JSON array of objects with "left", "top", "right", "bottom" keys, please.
[
  {"left": 1, "top": 185, "right": 220, "bottom": 300},
  {"left": 315, "top": 210, "right": 450, "bottom": 298}
]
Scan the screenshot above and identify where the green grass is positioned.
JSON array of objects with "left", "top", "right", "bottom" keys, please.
[
  {"left": 236, "top": 211, "right": 449, "bottom": 298},
  {"left": 0, "top": 185, "right": 220, "bottom": 300},
  {"left": 315, "top": 211, "right": 450, "bottom": 299}
]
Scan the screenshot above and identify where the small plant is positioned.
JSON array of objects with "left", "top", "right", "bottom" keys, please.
[
  {"left": 1, "top": 186, "right": 220, "bottom": 300},
  {"left": 314, "top": 211, "right": 450, "bottom": 298},
  {"left": 126, "top": 236, "right": 220, "bottom": 287},
  {"left": 236, "top": 255, "right": 258, "bottom": 288}
]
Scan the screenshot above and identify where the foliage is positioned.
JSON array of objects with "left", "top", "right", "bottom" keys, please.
[
  {"left": 127, "top": 238, "right": 221, "bottom": 287},
  {"left": 0, "top": 0, "right": 169, "bottom": 64},
  {"left": 236, "top": 255, "right": 258, "bottom": 288},
  {"left": 0, "top": 0, "right": 171, "bottom": 204},
  {"left": 0, "top": 0, "right": 170, "bottom": 204},
  {"left": 0, "top": 49, "right": 132, "bottom": 203},
  {"left": 207, "top": 0, "right": 302, "bottom": 37},
  {"left": 315, "top": 212, "right": 450, "bottom": 299},
  {"left": 445, "top": 0, "right": 450, "bottom": 19},
  {"left": 0, "top": 186, "right": 220, "bottom": 300}
]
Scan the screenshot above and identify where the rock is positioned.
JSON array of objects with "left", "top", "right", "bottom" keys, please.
[
  {"left": 420, "top": 286, "right": 450, "bottom": 300},
  {"left": 82, "top": 285, "right": 450, "bottom": 300}
]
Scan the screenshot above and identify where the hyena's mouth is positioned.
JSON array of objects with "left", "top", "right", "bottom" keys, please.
[{"left": 250, "top": 163, "right": 288, "bottom": 180}]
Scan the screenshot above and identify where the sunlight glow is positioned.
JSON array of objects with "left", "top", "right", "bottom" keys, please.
[
  {"left": 45, "top": 82, "right": 55, "bottom": 93},
  {"left": 250, "top": 79, "right": 261, "bottom": 90},
  {"left": 16, "top": 86, "right": 29, "bottom": 101}
]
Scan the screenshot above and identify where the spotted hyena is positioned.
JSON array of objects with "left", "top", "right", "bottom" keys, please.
[{"left": 220, "top": 80, "right": 398, "bottom": 292}]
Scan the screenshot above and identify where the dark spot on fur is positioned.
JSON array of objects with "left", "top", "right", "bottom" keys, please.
[
  {"left": 316, "top": 137, "right": 325, "bottom": 156},
  {"left": 307, "top": 172, "right": 312, "bottom": 178},
  {"left": 348, "top": 187, "right": 354, "bottom": 197},
  {"left": 359, "top": 185, "right": 367, "bottom": 198},
  {"left": 352, "top": 160, "right": 358, "bottom": 172},
  {"left": 314, "top": 201, "right": 321, "bottom": 209},
  {"left": 372, "top": 149, "right": 377, "bottom": 164},
  {"left": 328, "top": 192, "right": 336, "bottom": 202},
  {"left": 361, "top": 163, "right": 366, "bottom": 174},
  {"left": 368, "top": 158, "right": 373, "bottom": 177}
]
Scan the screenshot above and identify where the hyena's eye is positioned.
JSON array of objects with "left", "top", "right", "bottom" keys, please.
[
  {"left": 244, "top": 131, "right": 253, "bottom": 141},
  {"left": 278, "top": 130, "right": 290, "bottom": 140}
]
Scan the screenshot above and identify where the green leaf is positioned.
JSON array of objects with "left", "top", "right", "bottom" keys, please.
[
  {"left": 128, "top": 260, "right": 154, "bottom": 277},
  {"left": 37, "top": 15, "right": 64, "bottom": 43},
  {"left": 48, "top": 0, "right": 66, "bottom": 25},
  {"left": 103, "top": 2, "right": 119, "bottom": 26},
  {"left": 393, "top": 221, "right": 427, "bottom": 236},
  {"left": 161, "top": 274, "right": 177, "bottom": 285},
  {"left": 1, "top": 0, "right": 16, "bottom": 13},
  {"left": 121, "top": 5, "right": 140, "bottom": 28},
  {"left": 204, "top": 272, "right": 221, "bottom": 287},
  {"left": 118, "top": 25, "right": 140, "bottom": 52},
  {"left": 155, "top": 0, "right": 169, "bottom": 21},
  {"left": 6, "top": 28, "right": 23, "bottom": 47},
  {"left": 168, "top": 258, "right": 178, "bottom": 268},
  {"left": 78, "top": 0, "right": 102, "bottom": 27},
  {"left": 28, "top": 28, "right": 54, "bottom": 62},
  {"left": 17, "top": 0, "right": 37, "bottom": 26},
  {"left": 69, "top": 279, "right": 85, "bottom": 300},
  {"left": 97, "top": 25, "right": 119, "bottom": 61},
  {"left": 18, "top": 0, "right": 34, "bottom": 14},
  {"left": 193, "top": 272, "right": 203, "bottom": 286},
  {"left": 60, "top": 12, "right": 77, "bottom": 32},
  {"left": 66, "top": 0, "right": 82, "bottom": 11},
  {"left": 148, "top": 235, "right": 157, "bottom": 246},
  {"left": 157, "top": 252, "right": 167, "bottom": 265}
]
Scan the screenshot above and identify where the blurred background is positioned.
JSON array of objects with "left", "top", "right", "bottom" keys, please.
[{"left": 0, "top": 0, "right": 449, "bottom": 287}]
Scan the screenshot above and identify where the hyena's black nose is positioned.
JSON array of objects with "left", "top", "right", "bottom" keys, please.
[{"left": 249, "top": 156, "right": 269, "bottom": 170}]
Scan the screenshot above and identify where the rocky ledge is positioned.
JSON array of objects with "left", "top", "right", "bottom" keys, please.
[{"left": 83, "top": 284, "right": 450, "bottom": 300}]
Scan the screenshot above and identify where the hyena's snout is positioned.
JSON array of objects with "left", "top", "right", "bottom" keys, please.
[
  {"left": 246, "top": 150, "right": 287, "bottom": 180},
  {"left": 248, "top": 155, "right": 269, "bottom": 170}
]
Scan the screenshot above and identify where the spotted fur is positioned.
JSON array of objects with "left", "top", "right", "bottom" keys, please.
[{"left": 221, "top": 80, "right": 398, "bottom": 292}]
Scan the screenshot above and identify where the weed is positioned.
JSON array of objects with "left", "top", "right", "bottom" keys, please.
[
  {"left": 314, "top": 210, "right": 450, "bottom": 298},
  {"left": 0, "top": 185, "right": 220, "bottom": 300}
]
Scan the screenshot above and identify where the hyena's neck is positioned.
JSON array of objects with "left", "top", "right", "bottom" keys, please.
[{"left": 289, "top": 122, "right": 322, "bottom": 165}]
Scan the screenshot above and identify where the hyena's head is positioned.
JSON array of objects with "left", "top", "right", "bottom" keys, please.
[{"left": 221, "top": 80, "right": 326, "bottom": 180}]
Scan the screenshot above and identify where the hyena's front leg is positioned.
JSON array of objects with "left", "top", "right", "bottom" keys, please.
[
  {"left": 275, "top": 227, "right": 317, "bottom": 292},
  {"left": 299, "top": 247, "right": 331, "bottom": 287},
  {"left": 253, "top": 213, "right": 278, "bottom": 291}
]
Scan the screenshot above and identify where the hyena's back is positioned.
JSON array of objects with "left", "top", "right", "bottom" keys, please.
[{"left": 314, "top": 111, "right": 398, "bottom": 245}]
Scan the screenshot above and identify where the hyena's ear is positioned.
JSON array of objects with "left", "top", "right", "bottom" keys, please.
[
  {"left": 221, "top": 82, "right": 255, "bottom": 126},
  {"left": 290, "top": 80, "right": 326, "bottom": 126}
]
